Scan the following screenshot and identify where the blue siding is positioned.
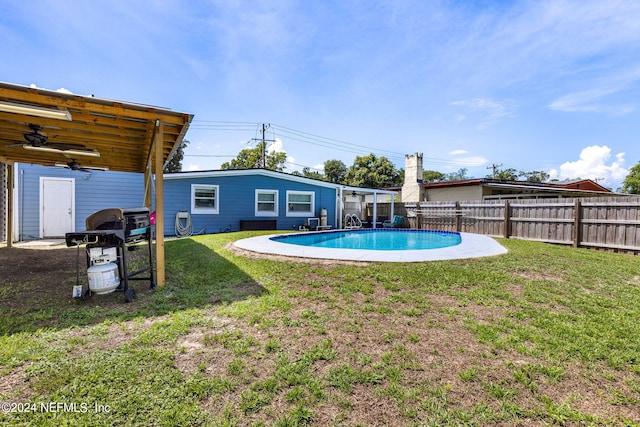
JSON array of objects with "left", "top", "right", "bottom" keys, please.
[
  {"left": 163, "top": 173, "right": 338, "bottom": 236},
  {"left": 18, "top": 166, "right": 340, "bottom": 240},
  {"left": 17, "top": 164, "right": 143, "bottom": 240}
]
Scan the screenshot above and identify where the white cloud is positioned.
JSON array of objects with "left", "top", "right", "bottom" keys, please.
[
  {"left": 456, "top": 156, "right": 488, "bottom": 167},
  {"left": 28, "top": 83, "right": 74, "bottom": 94},
  {"left": 449, "top": 149, "right": 468, "bottom": 155},
  {"left": 267, "top": 137, "right": 285, "bottom": 153},
  {"left": 548, "top": 67, "right": 640, "bottom": 115},
  {"left": 548, "top": 145, "right": 628, "bottom": 188},
  {"left": 451, "top": 98, "right": 517, "bottom": 129},
  {"left": 187, "top": 163, "right": 201, "bottom": 171}
]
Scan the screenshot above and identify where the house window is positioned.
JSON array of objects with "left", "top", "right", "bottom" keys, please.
[
  {"left": 191, "top": 184, "right": 219, "bottom": 214},
  {"left": 255, "top": 190, "right": 278, "bottom": 216},
  {"left": 286, "top": 191, "right": 314, "bottom": 216}
]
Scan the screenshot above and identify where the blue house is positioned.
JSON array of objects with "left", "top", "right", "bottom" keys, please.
[
  {"left": 14, "top": 163, "right": 143, "bottom": 240},
  {"left": 162, "top": 169, "right": 397, "bottom": 237},
  {"left": 13, "top": 165, "right": 397, "bottom": 240}
]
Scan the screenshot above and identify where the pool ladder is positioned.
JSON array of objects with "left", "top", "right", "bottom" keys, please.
[{"left": 344, "top": 214, "right": 362, "bottom": 229}]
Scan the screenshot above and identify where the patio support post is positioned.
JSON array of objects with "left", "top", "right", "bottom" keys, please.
[
  {"left": 154, "top": 120, "right": 165, "bottom": 287},
  {"left": 6, "top": 162, "right": 13, "bottom": 247},
  {"left": 390, "top": 195, "right": 395, "bottom": 223},
  {"left": 337, "top": 187, "right": 343, "bottom": 229},
  {"left": 372, "top": 191, "right": 378, "bottom": 229}
]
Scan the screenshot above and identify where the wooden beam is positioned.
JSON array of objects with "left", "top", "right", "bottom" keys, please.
[
  {"left": 154, "top": 120, "right": 165, "bottom": 287},
  {"left": 0, "top": 87, "right": 189, "bottom": 126},
  {"left": 144, "top": 159, "right": 152, "bottom": 210},
  {"left": 6, "top": 162, "right": 14, "bottom": 247}
]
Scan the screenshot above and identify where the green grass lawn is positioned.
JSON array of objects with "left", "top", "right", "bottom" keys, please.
[{"left": 1, "top": 231, "right": 639, "bottom": 426}]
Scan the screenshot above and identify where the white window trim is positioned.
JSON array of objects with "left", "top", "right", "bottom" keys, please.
[
  {"left": 255, "top": 189, "right": 278, "bottom": 217},
  {"left": 191, "top": 184, "right": 219, "bottom": 214},
  {"left": 286, "top": 190, "right": 315, "bottom": 217}
]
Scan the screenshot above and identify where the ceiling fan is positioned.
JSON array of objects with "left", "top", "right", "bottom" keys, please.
[
  {"left": 55, "top": 159, "right": 109, "bottom": 173},
  {"left": 7, "top": 124, "right": 100, "bottom": 157}
]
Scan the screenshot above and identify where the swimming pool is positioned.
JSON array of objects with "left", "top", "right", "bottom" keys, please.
[
  {"left": 270, "top": 229, "right": 461, "bottom": 250},
  {"left": 234, "top": 229, "right": 507, "bottom": 262}
]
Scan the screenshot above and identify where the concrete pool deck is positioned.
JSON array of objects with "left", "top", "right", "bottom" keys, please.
[{"left": 233, "top": 231, "right": 508, "bottom": 262}]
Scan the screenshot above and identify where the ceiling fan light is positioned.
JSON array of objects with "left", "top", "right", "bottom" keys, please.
[
  {"left": 23, "top": 145, "right": 100, "bottom": 157},
  {"left": 0, "top": 101, "right": 72, "bottom": 121}
]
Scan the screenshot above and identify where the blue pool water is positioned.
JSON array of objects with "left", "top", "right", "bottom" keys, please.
[{"left": 270, "top": 229, "right": 462, "bottom": 251}]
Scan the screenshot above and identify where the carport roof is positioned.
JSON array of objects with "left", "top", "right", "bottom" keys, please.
[{"left": 0, "top": 82, "right": 193, "bottom": 172}]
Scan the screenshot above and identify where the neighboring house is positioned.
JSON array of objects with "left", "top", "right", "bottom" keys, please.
[
  {"left": 163, "top": 169, "right": 396, "bottom": 236},
  {"left": 15, "top": 163, "right": 143, "bottom": 240},
  {"left": 396, "top": 153, "right": 615, "bottom": 202},
  {"left": 390, "top": 177, "right": 615, "bottom": 202},
  {"left": 409, "top": 178, "right": 614, "bottom": 202}
]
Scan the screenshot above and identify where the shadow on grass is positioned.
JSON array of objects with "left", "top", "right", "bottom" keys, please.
[{"left": 0, "top": 238, "right": 266, "bottom": 335}]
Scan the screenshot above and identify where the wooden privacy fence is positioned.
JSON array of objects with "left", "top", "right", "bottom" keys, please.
[{"left": 368, "top": 197, "right": 640, "bottom": 253}]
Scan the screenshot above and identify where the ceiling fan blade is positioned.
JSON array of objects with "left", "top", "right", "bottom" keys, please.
[
  {"left": 47, "top": 142, "right": 89, "bottom": 150},
  {"left": 82, "top": 166, "right": 109, "bottom": 171},
  {"left": 55, "top": 160, "right": 109, "bottom": 171},
  {"left": 23, "top": 145, "right": 100, "bottom": 157}
]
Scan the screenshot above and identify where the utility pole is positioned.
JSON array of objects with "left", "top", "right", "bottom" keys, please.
[
  {"left": 250, "top": 123, "right": 275, "bottom": 169},
  {"left": 261, "top": 123, "right": 270, "bottom": 168},
  {"left": 487, "top": 163, "right": 503, "bottom": 178}
]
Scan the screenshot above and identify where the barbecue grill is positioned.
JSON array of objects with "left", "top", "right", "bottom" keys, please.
[{"left": 65, "top": 207, "right": 155, "bottom": 302}]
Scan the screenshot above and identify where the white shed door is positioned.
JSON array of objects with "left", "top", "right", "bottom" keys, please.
[{"left": 41, "top": 178, "right": 74, "bottom": 238}]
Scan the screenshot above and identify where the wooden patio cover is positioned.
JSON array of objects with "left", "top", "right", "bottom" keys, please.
[{"left": 0, "top": 81, "right": 194, "bottom": 286}]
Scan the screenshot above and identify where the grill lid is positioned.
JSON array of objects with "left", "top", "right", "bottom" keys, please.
[{"left": 86, "top": 207, "right": 149, "bottom": 231}]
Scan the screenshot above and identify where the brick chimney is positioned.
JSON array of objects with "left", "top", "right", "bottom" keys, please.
[{"left": 401, "top": 153, "right": 423, "bottom": 203}]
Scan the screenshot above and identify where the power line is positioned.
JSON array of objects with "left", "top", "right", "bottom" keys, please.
[{"left": 186, "top": 120, "right": 488, "bottom": 169}]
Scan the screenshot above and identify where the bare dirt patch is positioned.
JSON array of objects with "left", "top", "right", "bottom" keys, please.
[{"left": 0, "top": 245, "right": 153, "bottom": 330}]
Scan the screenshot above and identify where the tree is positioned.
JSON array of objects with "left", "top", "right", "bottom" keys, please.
[
  {"left": 220, "top": 142, "right": 287, "bottom": 171},
  {"left": 422, "top": 170, "right": 445, "bottom": 183},
  {"left": 302, "top": 167, "right": 327, "bottom": 181},
  {"left": 164, "top": 139, "right": 189, "bottom": 172},
  {"left": 324, "top": 159, "right": 347, "bottom": 184},
  {"left": 343, "top": 153, "right": 402, "bottom": 188},
  {"left": 621, "top": 162, "right": 640, "bottom": 194},
  {"left": 486, "top": 167, "right": 550, "bottom": 183},
  {"left": 487, "top": 167, "right": 518, "bottom": 181},
  {"left": 445, "top": 168, "right": 468, "bottom": 181},
  {"left": 519, "top": 170, "right": 549, "bottom": 183}
]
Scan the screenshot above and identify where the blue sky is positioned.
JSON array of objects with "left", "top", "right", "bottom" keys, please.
[{"left": 2, "top": 0, "right": 639, "bottom": 189}]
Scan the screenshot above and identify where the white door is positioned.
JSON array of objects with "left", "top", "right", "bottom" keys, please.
[{"left": 41, "top": 178, "right": 74, "bottom": 238}]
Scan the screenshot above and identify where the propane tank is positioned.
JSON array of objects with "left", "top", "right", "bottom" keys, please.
[
  {"left": 87, "top": 262, "right": 120, "bottom": 295},
  {"left": 320, "top": 208, "right": 327, "bottom": 227}
]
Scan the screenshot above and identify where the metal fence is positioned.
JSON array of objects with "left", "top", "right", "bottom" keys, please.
[{"left": 368, "top": 197, "right": 640, "bottom": 254}]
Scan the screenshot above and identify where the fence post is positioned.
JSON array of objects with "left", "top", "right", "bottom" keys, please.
[
  {"left": 573, "top": 199, "right": 581, "bottom": 247},
  {"left": 455, "top": 201, "right": 461, "bottom": 232},
  {"left": 503, "top": 200, "right": 510, "bottom": 238}
]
